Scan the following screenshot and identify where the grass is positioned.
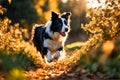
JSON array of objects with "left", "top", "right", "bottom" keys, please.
[
  {"left": 0, "top": 49, "right": 35, "bottom": 71},
  {"left": 66, "top": 42, "right": 84, "bottom": 51}
]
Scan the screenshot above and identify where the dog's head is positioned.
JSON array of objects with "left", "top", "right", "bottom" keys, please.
[{"left": 50, "top": 11, "right": 71, "bottom": 37}]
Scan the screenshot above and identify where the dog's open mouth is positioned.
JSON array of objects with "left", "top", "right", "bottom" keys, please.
[{"left": 60, "top": 32, "right": 66, "bottom": 36}]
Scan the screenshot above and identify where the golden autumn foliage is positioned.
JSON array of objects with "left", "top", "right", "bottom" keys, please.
[
  {"left": 34, "top": 0, "right": 59, "bottom": 23},
  {"left": 82, "top": 0, "right": 120, "bottom": 40},
  {"left": 0, "top": 0, "right": 120, "bottom": 79}
]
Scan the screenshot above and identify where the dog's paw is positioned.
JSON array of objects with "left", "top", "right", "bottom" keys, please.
[
  {"left": 47, "top": 50, "right": 52, "bottom": 62},
  {"left": 58, "top": 50, "right": 66, "bottom": 61},
  {"left": 54, "top": 55, "right": 60, "bottom": 59},
  {"left": 47, "top": 58, "right": 53, "bottom": 62},
  {"left": 54, "top": 51, "right": 60, "bottom": 59}
]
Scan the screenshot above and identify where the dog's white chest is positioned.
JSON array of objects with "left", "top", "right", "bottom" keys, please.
[{"left": 44, "top": 39, "right": 63, "bottom": 51}]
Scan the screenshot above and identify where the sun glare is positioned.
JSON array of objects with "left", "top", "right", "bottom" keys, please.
[
  {"left": 62, "top": 0, "right": 68, "bottom": 3},
  {"left": 62, "top": 0, "right": 105, "bottom": 8},
  {"left": 86, "top": 0, "right": 105, "bottom": 8}
]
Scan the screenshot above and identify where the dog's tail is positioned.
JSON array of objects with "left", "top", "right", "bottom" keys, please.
[
  {"left": 31, "top": 24, "right": 40, "bottom": 44},
  {"left": 31, "top": 24, "right": 45, "bottom": 58}
]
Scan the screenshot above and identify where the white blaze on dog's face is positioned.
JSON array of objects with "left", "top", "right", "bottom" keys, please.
[
  {"left": 50, "top": 12, "right": 71, "bottom": 37},
  {"left": 60, "top": 18, "right": 69, "bottom": 36},
  {"left": 60, "top": 12, "right": 71, "bottom": 36}
]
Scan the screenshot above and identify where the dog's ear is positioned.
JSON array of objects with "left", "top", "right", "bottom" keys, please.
[
  {"left": 61, "top": 12, "right": 72, "bottom": 20},
  {"left": 51, "top": 11, "right": 59, "bottom": 21}
]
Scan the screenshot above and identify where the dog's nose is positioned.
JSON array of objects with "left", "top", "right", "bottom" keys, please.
[{"left": 65, "top": 28, "right": 68, "bottom": 32}]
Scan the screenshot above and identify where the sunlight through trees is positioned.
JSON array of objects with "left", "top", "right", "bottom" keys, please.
[{"left": 0, "top": 0, "right": 120, "bottom": 79}]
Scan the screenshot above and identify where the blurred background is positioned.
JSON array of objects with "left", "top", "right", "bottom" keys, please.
[
  {"left": 0, "top": 0, "right": 90, "bottom": 43},
  {"left": 0, "top": 0, "right": 120, "bottom": 79}
]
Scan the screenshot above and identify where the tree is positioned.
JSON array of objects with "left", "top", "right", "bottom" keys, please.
[
  {"left": 33, "top": 0, "right": 59, "bottom": 23},
  {"left": 82, "top": 0, "right": 120, "bottom": 40},
  {"left": 58, "top": 0, "right": 89, "bottom": 41},
  {"left": 58, "top": 0, "right": 87, "bottom": 18},
  {"left": 0, "top": 0, "right": 39, "bottom": 29}
]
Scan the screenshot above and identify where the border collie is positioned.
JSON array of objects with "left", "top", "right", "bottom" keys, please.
[{"left": 31, "top": 11, "right": 71, "bottom": 62}]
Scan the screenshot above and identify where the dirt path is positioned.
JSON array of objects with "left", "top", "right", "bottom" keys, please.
[
  {"left": 25, "top": 41, "right": 106, "bottom": 80},
  {"left": 25, "top": 66, "right": 106, "bottom": 80}
]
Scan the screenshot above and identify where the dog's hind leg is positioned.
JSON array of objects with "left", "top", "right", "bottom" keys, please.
[
  {"left": 43, "top": 47, "right": 52, "bottom": 62},
  {"left": 54, "top": 47, "right": 63, "bottom": 59}
]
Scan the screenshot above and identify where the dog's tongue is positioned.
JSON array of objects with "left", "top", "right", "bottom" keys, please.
[{"left": 60, "top": 32, "right": 66, "bottom": 36}]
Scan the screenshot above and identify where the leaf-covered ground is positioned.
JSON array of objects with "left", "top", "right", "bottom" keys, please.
[
  {"left": 0, "top": 36, "right": 108, "bottom": 80},
  {"left": 1, "top": 33, "right": 120, "bottom": 80},
  {"left": 25, "top": 66, "right": 106, "bottom": 80},
  {"left": 25, "top": 37, "right": 120, "bottom": 80}
]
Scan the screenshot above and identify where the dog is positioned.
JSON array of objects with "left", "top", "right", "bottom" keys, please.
[{"left": 31, "top": 11, "right": 71, "bottom": 62}]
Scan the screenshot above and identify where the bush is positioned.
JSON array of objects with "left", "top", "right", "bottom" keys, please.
[
  {"left": 77, "top": 0, "right": 120, "bottom": 78},
  {"left": 0, "top": 6, "right": 41, "bottom": 73},
  {"left": 0, "top": 50, "right": 35, "bottom": 71},
  {"left": 78, "top": 39, "right": 120, "bottom": 78}
]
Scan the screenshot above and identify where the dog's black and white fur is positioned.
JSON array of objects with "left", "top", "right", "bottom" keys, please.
[{"left": 31, "top": 11, "right": 71, "bottom": 62}]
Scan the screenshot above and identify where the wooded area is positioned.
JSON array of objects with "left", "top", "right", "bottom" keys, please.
[{"left": 0, "top": 0, "right": 120, "bottom": 79}]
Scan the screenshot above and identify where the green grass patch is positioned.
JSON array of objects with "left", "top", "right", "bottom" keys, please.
[
  {"left": 0, "top": 49, "right": 35, "bottom": 72},
  {"left": 66, "top": 42, "right": 83, "bottom": 51}
]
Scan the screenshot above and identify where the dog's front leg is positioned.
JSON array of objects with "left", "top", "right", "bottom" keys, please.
[
  {"left": 54, "top": 47, "right": 63, "bottom": 59},
  {"left": 43, "top": 47, "right": 52, "bottom": 62},
  {"left": 47, "top": 50, "right": 52, "bottom": 62}
]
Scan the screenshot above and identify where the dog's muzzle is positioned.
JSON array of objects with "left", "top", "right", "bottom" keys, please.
[{"left": 60, "top": 28, "right": 68, "bottom": 37}]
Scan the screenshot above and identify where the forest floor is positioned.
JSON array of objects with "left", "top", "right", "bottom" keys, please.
[
  {"left": 0, "top": 42, "right": 107, "bottom": 80},
  {"left": 24, "top": 42, "right": 106, "bottom": 80},
  {"left": 25, "top": 63, "right": 106, "bottom": 80}
]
